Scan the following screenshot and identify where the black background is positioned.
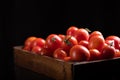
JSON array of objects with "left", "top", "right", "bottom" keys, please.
[{"left": 1, "top": 0, "right": 120, "bottom": 80}]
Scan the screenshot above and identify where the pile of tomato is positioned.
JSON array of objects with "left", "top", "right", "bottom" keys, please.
[{"left": 23, "top": 26, "right": 120, "bottom": 62}]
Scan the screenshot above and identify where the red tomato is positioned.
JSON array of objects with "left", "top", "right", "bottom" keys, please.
[
  {"left": 114, "top": 49, "right": 120, "bottom": 58},
  {"left": 105, "top": 35, "right": 120, "bottom": 49},
  {"left": 24, "top": 36, "right": 37, "bottom": 46},
  {"left": 39, "top": 47, "right": 53, "bottom": 57},
  {"left": 89, "top": 31, "right": 103, "bottom": 40},
  {"left": 53, "top": 48, "right": 67, "bottom": 60},
  {"left": 61, "top": 35, "right": 78, "bottom": 55},
  {"left": 64, "top": 56, "right": 72, "bottom": 61},
  {"left": 45, "top": 34, "right": 62, "bottom": 53},
  {"left": 88, "top": 35, "right": 105, "bottom": 51},
  {"left": 23, "top": 46, "right": 31, "bottom": 51},
  {"left": 74, "top": 28, "right": 89, "bottom": 42},
  {"left": 58, "top": 34, "right": 66, "bottom": 40},
  {"left": 66, "top": 26, "right": 78, "bottom": 36},
  {"left": 78, "top": 40, "right": 89, "bottom": 48},
  {"left": 101, "top": 45, "right": 116, "bottom": 59},
  {"left": 70, "top": 45, "right": 90, "bottom": 61},
  {"left": 31, "top": 46, "right": 42, "bottom": 54},
  {"left": 23, "top": 36, "right": 37, "bottom": 51},
  {"left": 30, "top": 38, "right": 46, "bottom": 49},
  {"left": 105, "top": 39, "right": 115, "bottom": 48},
  {"left": 89, "top": 49, "right": 101, "bottom": 61}
]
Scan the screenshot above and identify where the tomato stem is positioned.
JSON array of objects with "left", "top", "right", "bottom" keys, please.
[
  {"left": 64, "top": 36, "right": 72, "bottom": 46},
  {"left": 51, "top": 37, "right": 56, "bottom": 42},
  {"left": 109, "top": 41, "right": 114, "bottom": 47},
  {"left": 85, "top": 28, "right": 91, "bottom": 33}
]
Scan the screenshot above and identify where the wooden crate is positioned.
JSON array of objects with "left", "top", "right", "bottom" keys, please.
[{"left": 14, "top": 46, "right": 120, "bottom": 80}]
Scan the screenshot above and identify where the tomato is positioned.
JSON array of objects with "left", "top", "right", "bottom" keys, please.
[
  {"left": 31, "top": 46, "right": 42, "bottom": 54},
  {"left": 30, "top": 38, "right": 46, "bottom": 49},
  {"left": 23, "top": 36, "right": 37, "bottom": 51},
  {"left": 105, "top": 40, "right": 114, "bottom": 46},
  {"left": 58, "top": 34, "right": 66, "bottom": 40},
  {"left": 70, "top": 45, "right": 90, "bottom": 61},
  {"left": 88, "top": 35, "right": 105, "bottom": 51},
  {"left": 74, "top": 28, "right": 89, "bottom": 42},
  {"left": 64, "top": 56, "right": 72, "bottom": 61},
  {"left": 114, "top": 49, "right": 120, "bottom": 58},
  {"left": 105, "top": 35, "right": 120, "bottom": 49},
  {"left": 53, "top": 48, "right": 67, "bottom": 60},
  {"left": 101, "top": 45, "right": 115, "bottom": 59},
  {"left": 66, "top": 26, "right": 78, "bottom": 36},
  {"left": 39, "top": 47, "right": 53, "bottom": 57},
  {"left": 23, "top": 46, "right": 31, "bottom": 51},
  {"left": 45, "top": 34, "right": 63, "bottom": 53},
  {"left": 89, "top": 49, "right": 101, "bottom": 61},
  {"left": 24, "top": 36, "right": 37, "bottom": 46},
  {"left": 89, "top": 31, "right": 103, "bottom": 41},
  {"left": 78, "top": 40, "right": 89, "bottom": 48},
  {"left": 61, "top": 35, "right": 78, "bottom": 55}
]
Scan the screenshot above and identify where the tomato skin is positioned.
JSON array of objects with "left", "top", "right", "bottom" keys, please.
[
  {"left": 89, "top": 49, "right": 101, "bottom": 61},
  {"left": 78, "top": 40, "right": 89, "bottom": 49},
  {"left": 61, "top": 35, "right": 78, "bottom": 55},
  {"left": 105, "top": 40, "right": 114, "bottom": 46},
  {"left": 45, "top": 34, "right": 63, "bottom": 53},
  {"left": 101, "top": 45, "right": 115, "bottom": 59},
  {"left": 88, "top": 35, "right": 105, "bottom": 52},
  {"left": 23, "top": 36, "right": 37, "bottom": 51},
  {"left": 66, "top": 26, "right": 78, "bottom": 36},
  {"left": 89, "top": 31, "right": 103, "bottom": 41},
  {"left": 53, "top": 48, "right": 67, "bottom": 60},
  {"left": 31, "top": 46, "right": 42, "bottom": 54},
  {"left": 64, "top": 56, "right": 72, "bottom": 61},
  {"left": 30, "top": 38, "right": 46, "bottom": 49},
  {"left": 24, "top": 36, "right": 37, "bottom": 46},
  {"left": 105, "top": 35, "right": 120, "bottom": 49},
  {"left": 74, "top": 28, "right": 89, "bottom": 42},
  {"left": 39, "top": 47, "right": 53, "bottom": 57},
  {"left": 58, "top": 34, "right": 66, "bottom": 40},
  {"left": 23, "top": 46, "right": 31, "bottom": 51},
  {"left": 114, "top": 49, "right": 120, "bottom": 58},
  {"left": 70, "top": 45, "right": 90, "bottom": 61}
]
